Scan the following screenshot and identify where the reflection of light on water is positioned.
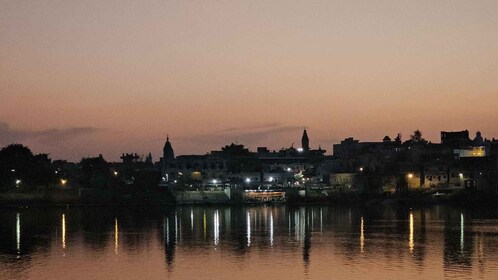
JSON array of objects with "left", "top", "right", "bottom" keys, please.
[
  {"left": 320, "top": 208, "right": 323, "bottom": 233},
  {"left": 191, "top": 209, "right": 194, "bottom": 231},
  {"left": 270, "top": 211, "right": 274, "bottom": 246},
  {"left": 288, "top": 213, "right": 291, "bottom": 235},
  {"left": 62, "top": 214, "right": 66, "bottom": 249},
  {"left": 175, "top": 212, "right": 179, "bottom": 242},
  {"left": 203, "top": 211, "right": 207, "bottom": 240},
  {"left": 166, "top": 218, "right": 170, "bottom": 245},
  {"left": 360, "top": 216, "right": 364, "bottom": 253},
  {"left": 214, "top": 210, "right": 219, "bottom": 246},
  {"left": 460, "top": 213, "right": 464, "bottom": 253},
  {"left": 299, "top": 208, "right": 305, "bottom": 243},
  {"left": 16, "top": 212, "right": 20, "bottom": 254},
  {"left": 409, "top": 212, "right": 414, "bottom": 253},
  {"left": 114, "top": 218, "right": 118, "bottom": 255},
  {"left": 247, "top": 211, "right": 251, "bottom": 247}
]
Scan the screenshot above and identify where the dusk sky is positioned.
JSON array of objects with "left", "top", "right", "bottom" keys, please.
[{"left": 1, "top": 0, "right": 498, "bottom": 161}]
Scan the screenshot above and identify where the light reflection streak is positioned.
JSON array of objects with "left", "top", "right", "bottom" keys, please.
[
  {"left": 166, "top": 218, "right": 170, "bottom": 246},
  {"left": 247, "top": 211, "right": 251, "bottom": 247},
  {"left": 409, "top": 212, "right": 414, "bottom": 253},
  {"left": 360, "top": 216, "right": 364, "bottom": 253},
  {"left": 214, "top": 210, "right": 219, "bottom": 246},
  {"left": 460, "top": 213, "right": 464, "bottom": 253},
  {"left": 16, "top": 212, "right": 20, "bottom": 254},
  {"left": 114, "top": 218, "right": 119, "bottom": 254},
  {"left": 62, "top": 214, "right": 66, "bottom": 249},
  {"left": 175, "top": 212, "right": 178, "bottom": 242},
  {"left": 203, "top": 211, "right": 207, "bottom": 240},
  {"left": 270, "top": 211, "right": 274, "bottom": 246},
  {"left": 294, "top": 211, "right": 299, "bottom": 241},
  {"left": 191, "top": 209, "right": 194, "bottom": 231},
  {"left": 299, "top": 208, "right": 305, "bottom": 243},
  {"left": 288, "top": 213, "right": 291, "bottom": 236},
  {"left": 320, "top": 208, "right": 323, "bottom": 233}
]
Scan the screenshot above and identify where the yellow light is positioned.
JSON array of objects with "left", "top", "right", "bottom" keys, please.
[
  {"left": 113, "top": 171, "right": 118, "bottom": 176},
  {"left": 114, "top": 218, "right": 119, "bottom": 255},
  {"left": 409, "top": 212, "right": 414, "bottom": 253},
  {"left": 360, "top": 216, "right": 364, "bottom": 253},
  {"left": 407, "top": 173, "right": 413, "bottom": 179},
  {"left": 62, "top": 214, "right": 66, "bottom": 249},
  {"left": 60, "top": 179, "right": 67, "bottom": 186}
]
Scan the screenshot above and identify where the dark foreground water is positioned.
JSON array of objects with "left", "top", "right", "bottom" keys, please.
[{"left": 2, "top": 204, "right": 498, "bottom": 280}]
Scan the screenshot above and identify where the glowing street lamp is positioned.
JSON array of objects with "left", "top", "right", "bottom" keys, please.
[
  {"left": 15, "top": 179, "right": 21, "bottom": 187},
  {"left": 407, "top": 173, "right": 414, "bottom": 179},
  {"left": 245, "top": 178, "right": 251, "bottom": 183},
  {"left": 113, "top": 171, "right": 119, "bottom": 176}
]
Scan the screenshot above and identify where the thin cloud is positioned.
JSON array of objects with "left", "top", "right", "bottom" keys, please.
[
  {"left": 0, "top": 122, "right": 102, "bottom": 147},
  {"left": 219, "top": 123, "right": 282, "bottom": 134}
]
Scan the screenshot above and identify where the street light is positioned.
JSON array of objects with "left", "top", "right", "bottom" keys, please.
[
  {"left": 15, "top": 179, "right": 21, "bottom": 188},
  {"left": 407, "top": 173, "right": 414, "bottom": 179},
  {"left": 60, "top": 179, "right": 67, "bottom": 187}
]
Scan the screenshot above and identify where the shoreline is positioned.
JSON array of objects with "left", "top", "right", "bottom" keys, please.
[{"left": 1, "top": 188, "right": 497, "bottom": 208}]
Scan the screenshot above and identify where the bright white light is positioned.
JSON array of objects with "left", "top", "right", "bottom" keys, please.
[
  {"left": 16, "top": 213, "right": 20, "bottom": 253},
  {"left": 247, "top": 211, "right": 251, "bottom": 247},
  {"left": 60, "top": 179, "right": 67, "bottom": 186},
  {"left": 212, "top": 179, "right": 218, "bottom": 184},
  {"left": 287, "top": 167, "right": 292, "bottom": 172},
  {"left": 11, "top": 169, "right": 15, "bottom": 172},
  {"left": 270, "top": 211, "right": 274, "bottom": 246},
  {"left": 359, "top": 167, "right": 363, "bottom": 172},
  {"left": 214, "top": 210, "right": 219, "bottom": 246},
  {"left": 297, "top": 148, "right": 304, "bottom": 152},
  {"left": 15, "top": 179, "right": 21, "bottom": 186},
  {"left": 174, "top": 180, "right": 177, "bottom": 183},
  {"left": 407, "top": 173, "right": 413, "bottom": 179},
  {"left": 113, "top": 171, "right": 118, "bottom": 176},
  {"left": 245, "top": 178, "right": 251, "bottom": 183},
  {"left": 269, "top": 177, "right": 274, "bottom": 182},
  {"left": 459, "top": 173, "right": 464, "bottom": 178}
]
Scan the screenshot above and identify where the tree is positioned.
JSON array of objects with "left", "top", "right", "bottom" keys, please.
[
  {"left": 79, "top": 155, "right": 111, "bottom": 189},
  {"left": 409, "top": 130, "right": 427, "bottom": 145},
  {"left": 0, "top": 144, "right": 55, "bottom": 191}
]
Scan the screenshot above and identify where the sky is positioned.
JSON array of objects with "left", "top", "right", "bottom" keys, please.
[{"left": 1, "top": 0, "right": 498, "bottom": 161}]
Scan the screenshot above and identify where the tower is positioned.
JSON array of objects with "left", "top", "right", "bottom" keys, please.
[
  {"left": 162, "top": 136, "right": 175, "bottom": 181},
  {"left": 163, "top": 136, "right": 175, "bottom": 160},
  {"left": 301, "top": 129, "right": 310, "bottom": 152}
]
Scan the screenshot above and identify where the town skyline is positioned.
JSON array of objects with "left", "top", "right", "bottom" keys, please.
[{"left": 0, "top": 126, "right": 491, "bottom": 162}]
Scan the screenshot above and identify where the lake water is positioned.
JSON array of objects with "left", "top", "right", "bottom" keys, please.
[{"left": 2, "top": 204, "right": 498, "bottom": 280}]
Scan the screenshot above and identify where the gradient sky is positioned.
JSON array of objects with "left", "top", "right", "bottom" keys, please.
[{"left": 1, "top": 0, "right": 498, "bottom": 161}]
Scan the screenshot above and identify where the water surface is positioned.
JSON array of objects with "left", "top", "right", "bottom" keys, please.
[{"left": 2, "top": 204, "right": 498, "bottom": 279}]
